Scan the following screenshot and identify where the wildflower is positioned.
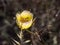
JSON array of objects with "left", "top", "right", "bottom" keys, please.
[{"left": 16, "top": 10, "right": 33, "bottom": 30}]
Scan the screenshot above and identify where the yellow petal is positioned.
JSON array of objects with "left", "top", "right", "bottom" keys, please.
[
  {"left": 21, "top": 20, "right": 33, "bottom": 29},
  {"left": 20, "top": 10, "right": 33, "bottom": 20}
]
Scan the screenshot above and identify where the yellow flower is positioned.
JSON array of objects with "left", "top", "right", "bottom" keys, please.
[{"left": 16, "top": 10, "right": 33, "bottom": 30}]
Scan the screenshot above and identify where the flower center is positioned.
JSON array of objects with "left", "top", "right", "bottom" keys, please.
[{"left": 20, "top": 17, "right": 30, "bottom": 23}]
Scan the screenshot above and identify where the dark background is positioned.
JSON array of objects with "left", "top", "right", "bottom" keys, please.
[{"left": 0, "top": 0, "right": 60, "bottom": 45}]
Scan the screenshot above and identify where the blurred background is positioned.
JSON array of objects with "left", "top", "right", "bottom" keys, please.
[{"left": 0, "top": 0, "right": 60, "bottom": 45}]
